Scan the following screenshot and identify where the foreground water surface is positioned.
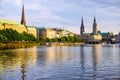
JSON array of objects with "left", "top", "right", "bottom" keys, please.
[{"left": 0, "top": 44, "right": 120, "bottom": 80}]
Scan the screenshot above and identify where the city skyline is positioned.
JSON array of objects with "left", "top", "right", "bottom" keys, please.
[{"left": 0, "top": 0, "right": 120, "bottom": 34}]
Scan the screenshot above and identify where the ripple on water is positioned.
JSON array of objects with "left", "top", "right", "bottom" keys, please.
[{"left": 0, "top": 45, "right": 120, "bottom": 80}]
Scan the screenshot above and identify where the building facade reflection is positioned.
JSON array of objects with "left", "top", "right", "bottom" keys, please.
[
  {"left": 0, "top": 46, "right": 37, "bottom": 80},
  {"left": 92, "top": 44, "right": 101, "bottom": 80},
  {"left": 45, "top": 47, "right": 75, "bottom": 63}
]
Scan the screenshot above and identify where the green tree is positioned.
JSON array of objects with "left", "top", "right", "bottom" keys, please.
[{"left": 0, "top": 29, "right": 36, "bottom": 43}]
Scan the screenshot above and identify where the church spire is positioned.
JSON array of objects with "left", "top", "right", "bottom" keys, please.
[
  {"left": 21, "top": 4, "right": 26, "bottom": 26},
  {"left": 94, "top": 16, "right": 96, "bottom": 23},
  {"left": 92, "top": 16, "right": 98, "bottom": 34},
  {"left": 80, "top": 17, "right": 85, "bottom": 35},
  {"left": 81, "top": 17, "right": 84, "bottom": 25}
]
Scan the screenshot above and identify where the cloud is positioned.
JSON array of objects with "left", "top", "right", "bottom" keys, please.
[
  {"left": 2, "top": 0, "right": 22, "bottom": 6},
  {"left": 1, "top": 15, "right": 21, "bottom": 25},
  {"left": 23, "top": 0, "right": 78, "bottom": 26},
  {"left": 15, "top": 0, "right": 21, "bottom": 6},
  {"left": 95, "top": 0, "right": 120, "bottom": 6},
  {"left": 1, "top": 0, "right": 120, "bottom": 34},
  {"left": 25, "top": 3, "right": 40, "bottom": 10},
  {"left": 0, "top": 0, "right": 3, "bottom": 9},
  {"left": 26, "top": 11, "right": 77, "bottom": 27},
  {"left": 28, "top": 0, "right": 119, "bottom": 34}
]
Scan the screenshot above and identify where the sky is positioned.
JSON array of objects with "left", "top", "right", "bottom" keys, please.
[{"left": 0, "top": 0, "right": 120, "bottom": 34}]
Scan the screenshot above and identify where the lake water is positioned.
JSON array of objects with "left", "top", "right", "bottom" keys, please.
[{"left": 0, "top": 44, "right": 120, "bottom": 80}]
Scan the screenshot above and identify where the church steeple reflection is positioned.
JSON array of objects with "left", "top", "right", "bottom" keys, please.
[
  {"left": 21, "top": 59, "right": 26, "bottom": 80},
  {"left": 79, "top": 45, "right": 85, "bottom": 79},
  {"left": 80, "top": 45, "right": 85, "bottom": 71}
]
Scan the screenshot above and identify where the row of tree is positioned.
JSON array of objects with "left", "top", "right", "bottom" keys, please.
[
  {"left": 0, "top": 29, "right": 83, "bottom": 43},
  {"left": 39, "top": 36, "right": 83, "bottom": 43},
  {"left": 0, "top": 29, "right": 36, "bottom": 42}
]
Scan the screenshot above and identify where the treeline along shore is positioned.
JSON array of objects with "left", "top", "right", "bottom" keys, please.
[{"left": 0, "top": 29, "right": 84, "bottom": 50}]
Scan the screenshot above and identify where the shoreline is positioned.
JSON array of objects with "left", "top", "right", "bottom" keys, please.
[
  {"left": 0, "top": 42, "right": 84, "bottom": 50},
  {"left": 1, "top": 42, "right": 119, "bottom": 50},
  {"left": 46, "top": 42, "right": 84, "bottom": 46},
  {"left": 0, "top": 43, "right": 37, "bottom": 50}
]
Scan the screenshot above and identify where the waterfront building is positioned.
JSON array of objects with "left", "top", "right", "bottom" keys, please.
[
  {"left": 80, "top": 17, "right": 102, "bottom": 43},
  {"left": 53, "top": 28, "right": 74, "bottom": 38},
  {"left": 0, "top": 19, "right": 27, "bottom": 33},
  {"left": 67, "top": 31, "right": 74, "bottom": 37},
  {"left": 119, "top": 32, "right": 120, "bottom": 42},
  {"left": 98, "top": 31, "right": 113, "bottom": 41},
  {"left": 37, "top": 27, "right": 46, "bottom": 38},
  {"left": 89, "top": 17, "right": 102, "bottom": 41},
  {"left": 20, "top": 4, "right": 36, "bottom": 37},
  {"left": 92, "top": 17, "right": 98, "bottom": 34},
  {"left": 37, "top": 27, "right": 56, "bottom": 39},
  {"left": 118, "top": 32, "right": 120, "bottom": 41},
  {"left": 46, "top": 28, "right": 56, "bottom": 39},
  {"left": 90, "top": 34, "right": 102, "bottom": 42},
  {"left": 27, "top": 26, "right": 37, "bottom": 37},
  {"left": 62, "top": 29, "right": 74, "bottom": 37},
  {"left": 114, "top": 32, "right": 120, "bottom": 43},
  {"left": 37, "top": 27, "right": 74, "bottom": 39},
  {"left": 52, "top": 28, "right": 63, "bottom": 38},
  {"left": 0, "top": 4, "right": 37, "bottom": 37}
]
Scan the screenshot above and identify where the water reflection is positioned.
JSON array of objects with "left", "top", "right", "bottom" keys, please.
[
  {"left": 80, "top": 45, "right": 85, "bottom": 79},
  {"left": 79, "top": 44, "right": 102, "bottom": 80},
  {"left": 0, "top": 45, "right": 120, "bottom": 80},
  {"left": 80, "top": 45, "right": 85, "bottom": 71},
  {"left": 0, "top": 46, "right": 37, "bottom": 80},
  {"left": 92, "top": 44, "right": 101, "bottom": 80},
  {"left": 21, "top": 61, "right": 26, "bottom": 80},
  {"left": 45, "top": 47, "right": 74, "bottom": 63}
]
